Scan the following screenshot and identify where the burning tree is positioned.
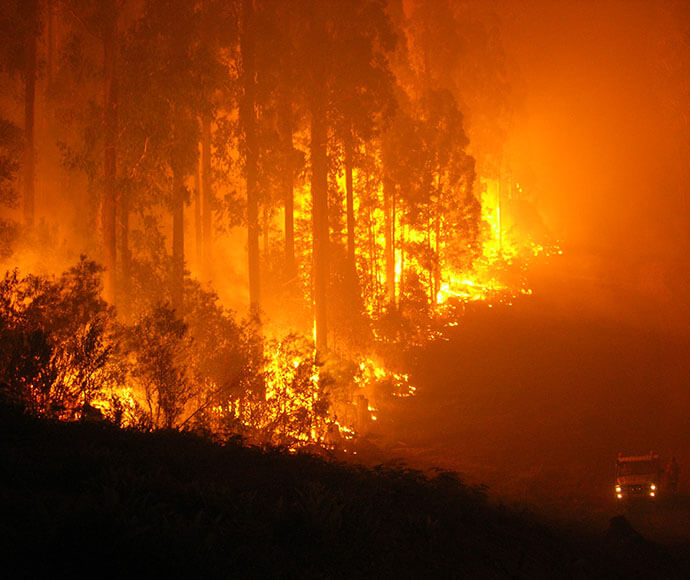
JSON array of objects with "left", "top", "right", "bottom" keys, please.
[{"left": 0, "top": 0, "right": 560, "bottom": 446}]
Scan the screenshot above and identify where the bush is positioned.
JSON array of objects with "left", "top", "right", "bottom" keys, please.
[{"left": 0, "top": 257, "right": 118, "bottom": 418}]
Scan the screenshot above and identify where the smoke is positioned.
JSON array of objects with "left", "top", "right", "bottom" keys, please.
[
  {"left": 384, "top": 3, "right": 690, "bottom": 520},
  {"left": 497, "top": 0, "right": 690, "bottom": 323}
]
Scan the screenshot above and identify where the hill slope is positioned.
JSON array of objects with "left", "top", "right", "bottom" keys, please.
[{"left": 0, "top": 410, "right": 686, "bottom": 578}]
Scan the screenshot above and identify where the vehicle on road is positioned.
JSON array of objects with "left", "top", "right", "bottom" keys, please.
[{"left": 615, "top": 452, "right": 662, "bottom": 502}]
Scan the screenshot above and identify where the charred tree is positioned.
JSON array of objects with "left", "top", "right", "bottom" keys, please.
[
  {"left": 241, "top": 0, "right": 260, "bottom": 323},
  {"left": 310, "top": 98, "right": 329, "bottom": 353},
  {"left": 23, "top": 0, "right": 39, "bottom": 228},
  {"left": 194, "top": 146, "right": 202, "bottom": 266},
  {"left": 103, "top": 2, "right": 119, "bottom": 303},
  {"left": 47, "top": 0, "right": 57, "bottom": 87},
  {"left": 278, "top": 98, "right": 297, "bottom": 283},
  {"left": 344, "top": 126, "right": 356, "bottom": 271},
  {"left": 433, "top": 174, "right": 442, "bottom": 304},
  {"left": 383, "top": 166, "right": 396, "bottom": 306},
  {"left": 201, "top": 112, "right": 212, "bottom": 279},
  {"left": 118, "top": 190, "right": 130, "bottom": 303},
  {"left": 171, "top": 163, "right": 184, "bottom": 312},
  {"left": 262, "top": 203, "right": 269, "bottom": 254}
]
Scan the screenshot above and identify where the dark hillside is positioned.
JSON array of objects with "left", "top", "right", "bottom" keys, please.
[
  {"left": 1, "top": 410, "right": 687, "bottom": 578},
  {"left": 384, "top": 299, "right": 690, "bottom": 533}
]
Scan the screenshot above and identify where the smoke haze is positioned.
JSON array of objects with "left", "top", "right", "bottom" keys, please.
[{"left": 498, "top": 0, "right": 690, "bottom": 323}]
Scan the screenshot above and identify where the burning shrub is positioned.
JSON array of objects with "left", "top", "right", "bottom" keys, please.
[
  {"left": 122, "top": 305, "right": 196, "bottom": 429},
  {"left": 0, "top": 257, "right": 119, "bottom": 418},
  {"left": 219, "top": 333, "right": 326, "bottom": 447},
  {"left": 117, "top": 281, "right": 265, "bottom": 433},
  {"left": 172, "top": 280, "right": 264, "bottom": 435}
]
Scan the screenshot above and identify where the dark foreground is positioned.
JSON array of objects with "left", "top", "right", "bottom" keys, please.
[{"left": 1, "top": 410, "right": 688, "bottom": 579}]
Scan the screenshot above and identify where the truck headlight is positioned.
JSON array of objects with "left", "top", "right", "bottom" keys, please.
[
  {"left": 650, "top": 484, "right": 656, "bottom": 491},
  {"left": 615, "top": 486, "right": 622, "bottom": 493}
]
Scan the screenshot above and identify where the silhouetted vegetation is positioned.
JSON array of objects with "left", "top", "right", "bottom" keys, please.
[
  {"left": 0, "top": 258, "right": 264, "bottom": 431},
  {"left": 1, "top": 409, "right": 687, "bottom": 578}
]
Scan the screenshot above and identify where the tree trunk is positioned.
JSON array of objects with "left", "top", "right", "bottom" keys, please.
[
  {"left": 23, "top": 1, "right": 37, "bottom": 228},
  {"left": 194, "top": 145, "right": 202, "bottom": 266},
  {"left": 47, "top": 0, "right": 57, "bottom": 87},
  {"left": 103, "top": 7, "right": 118, "bottom": 303},
  {"left": 241, "top": 0, "right": 260, "bottom": 322},
  {"left": 171, "top": 166, "right": 184, "bottom": 312},
  {"left": 277, "top": 98, "right": 296, "bottom": 282},
  {"left": 383, "top": 175, "right": 395, "bottom": 306},
  {"left": 310, "top": 99, "right": 329, "bottom": 353},
  {"left": 434, "top": 213, "right": 441, "bottom": 303},
  {"left": 367, "top": 207, "right": 375, "bottom": 306},
  {"left": 427, "top": 217, "right": 434, "bottom": 304},
  {"left": 344, "top": 128, "right": 355, "bottom": 271},
  {"left": 201, "top": 113, "right": 212, "bottom": 278},
  {"left": 118, "top": 191, "right": 130, "bottom": 304},
  {"left": 433, "top": 176, "right": 442, "bottom": 304},
  {"left": 262, "top": 203, "right": 269, "bottom": 254},
  {"left": 400, "top": 223, "right": 406, "bottom": 299}
]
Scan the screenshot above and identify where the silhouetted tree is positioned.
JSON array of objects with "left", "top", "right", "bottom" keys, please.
[
  {"left": 290, "top": 0, "right": 396, "bottom": 352},
  {"left": 0, "top": 0, "right": 44, "bottom": 227}
]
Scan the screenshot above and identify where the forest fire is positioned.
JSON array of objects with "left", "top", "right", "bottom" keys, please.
[
  {"left": 3, "top": 0, "right": 690, "bottom": 576},
  {"left": 0, "top": 0, "right": 562, "bottom": 447},
  {"left": 1, "top": 0, "right": 687, "bottom": 501}
]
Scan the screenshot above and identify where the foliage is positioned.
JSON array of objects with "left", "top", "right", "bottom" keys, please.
[
  {"left": 0, "top": 259, "right": 266, "bottom": 434},
  {"left": 121, "top": 305, "right": 194, "bottom": 429},
  {"left": 0, "top": 257, "right": 117, "bottom": 417},
  {"left": 0, "top": 118, "right": 22, "bottom": 209},
  {"left": 0, "top": 117, "right": 22, "bottom": 259},
  {"left": 2, "top": 412, "right": 686, "bottom": 578}
]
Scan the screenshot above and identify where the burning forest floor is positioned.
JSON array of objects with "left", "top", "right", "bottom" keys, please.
[{"left": 2, "top": 406, "right": 689, "bottom": 579}]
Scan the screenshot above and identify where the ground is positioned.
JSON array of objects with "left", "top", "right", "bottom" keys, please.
[{"left": 371, "top": 270, "right": 690, "bottom": 551}]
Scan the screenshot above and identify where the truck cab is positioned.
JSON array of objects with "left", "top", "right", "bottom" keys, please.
[{"left": 615, "top": 452, "right": 661, "bottom": 501}]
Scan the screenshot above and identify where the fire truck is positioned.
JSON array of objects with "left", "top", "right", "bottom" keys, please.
[{"left": 615, "top": 452, "right": 663, "bottom": 501}]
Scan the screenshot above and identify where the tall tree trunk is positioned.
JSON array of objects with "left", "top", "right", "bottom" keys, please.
[
  {"left": 277, "top": 98, "right": 296, "bottom": 282},
  {"left": 368, "top": 207, "right": 376, "bottom": 311},
  {"left": 344, "top": 128, "right": 355, "bottom": 271},
  {"left": 434, "top": 214, "right": 441, "bottom": 304},
  {"left": 47, "top": 0, "right": 56, "bottom": 87},
  {"left": 382, "top": 132, "right": 397, "bottom": 307},
  {"left": 201, "top": 113, "right": 212, "bottom": 278},
  {"left": 23, "top": 1, "right": 37, "bottom": 228},
  {"left": 433, "top": 176, "right": 442, "bottom": 304},
  {"left": 194, "top": 145, "right": 202, "bottom": 266},
  {"left": 400, "top": 223, "right": 406, "bottom": 299},
  {"left": 262, "top": 204, "right": 269, "bottom": 254},
  {"left": 118, "top": 192, "right": 130, "bottom": 304},
  {"left": 171, "top": 166, "right": 184, "bottom": 312},
  {"left": 310, "top": 99, "right": 329, "bottom": 353},
  {"left": 427, "top": 217, "right": 433, "bottom": 304},
  {"left": 241, "top": 0, "right": 260, "bottom": 322},
  {"left": 103, "top": 7, "right": 118, "bottom": 303},
  {"left": 383, "top": 175, "right": 395, "bottom": 306}
]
